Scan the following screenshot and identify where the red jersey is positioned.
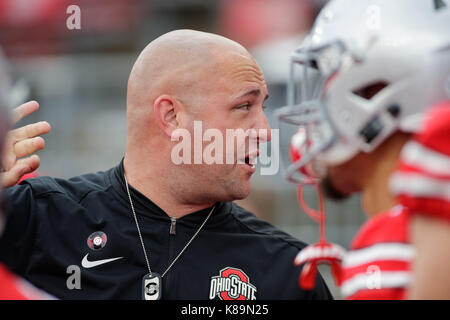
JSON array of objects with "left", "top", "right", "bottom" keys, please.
[
  {"left": 390, "top": 101, "right": 450, "bottom": 223},
  {"left": 340, "top": 101, "right": 450, "bottom": 299},
  {"left": 340, "top": 205, "right": 414, "bottom": 299}
]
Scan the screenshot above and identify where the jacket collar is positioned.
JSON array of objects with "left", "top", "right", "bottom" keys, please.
[{"left": 109, "top": 159, "right": 231, "bottom": 225}]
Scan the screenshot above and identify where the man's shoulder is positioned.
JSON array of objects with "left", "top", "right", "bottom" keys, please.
[
  {"left": 228, "top": 202, "right": 308, "bottom": 251},
  {"left": 16, "top": 166, "right": 115, "bottom": 203},
  {"left": 351, "top": 205, "right": 410, "bottom": 249}
]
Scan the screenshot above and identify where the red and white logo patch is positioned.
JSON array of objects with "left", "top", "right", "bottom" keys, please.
[{"left": 209, "top": 267, "right": 257, "bottom": 300}]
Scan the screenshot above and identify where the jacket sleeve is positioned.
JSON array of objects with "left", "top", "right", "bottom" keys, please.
[{"left": 0, "top": 182, "right": 38, "bottom": 275}]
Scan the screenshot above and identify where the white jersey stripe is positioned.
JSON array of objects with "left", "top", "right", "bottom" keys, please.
[
  {"left": 400, "top": 141, "right": 450, "bottom": 177},
  {"left": 389, "top": 172, "right": 450, "bottom": 201},
  {"left": 342, "top": 243, "right": 415, "bottom": 269},
  {"left": 341, "top": 271, "right": 411, "bottom": 298}
]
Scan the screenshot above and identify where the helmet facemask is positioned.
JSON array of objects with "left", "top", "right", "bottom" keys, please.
[{"left": 274, "top": 40, "right": 356, "bottom": 186}]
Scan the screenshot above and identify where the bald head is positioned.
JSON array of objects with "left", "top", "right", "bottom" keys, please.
[
  {"left": 126, "top": 30, "right": 253, "bottom": 136},
  {"left": 128, "top": 29, "right": 251, "bottom": 95}
]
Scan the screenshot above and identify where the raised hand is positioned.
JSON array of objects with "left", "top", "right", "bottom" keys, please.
[{"left": 1, "top": 101, "right": 51, "bottom": 187}]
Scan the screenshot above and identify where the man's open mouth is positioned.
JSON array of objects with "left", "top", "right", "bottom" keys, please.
[
  {"left": 244, "top": 156, "right": 254, "bottom": 167},
  {"left": 241, "top": 150, "right": 260, "bottom": 168}
]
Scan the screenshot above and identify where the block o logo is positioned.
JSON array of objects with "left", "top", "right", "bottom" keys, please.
[{"left": 209, "top": 267, "right": 257, "bottom": 300}]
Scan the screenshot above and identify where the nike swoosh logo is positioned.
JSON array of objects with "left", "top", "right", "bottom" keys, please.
[{"left": 81, "top": 254, "right": 124, "bottom": 268}]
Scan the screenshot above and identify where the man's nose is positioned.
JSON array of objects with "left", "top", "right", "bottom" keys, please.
[{"left": 255, "top": 111, "right": 272, "bottom": 143}]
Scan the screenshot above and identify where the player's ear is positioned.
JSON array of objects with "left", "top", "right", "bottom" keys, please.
[{"left": 153, "top": 94, "right": 181, "bottom": 138}]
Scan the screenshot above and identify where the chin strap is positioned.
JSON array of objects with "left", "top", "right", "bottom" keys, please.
[{"left": 294, "top": 185, "right": 346, "bottom": 290}]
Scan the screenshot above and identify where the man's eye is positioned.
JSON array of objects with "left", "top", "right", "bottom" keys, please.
[{"left": 236, "top": 103, "right": 251, "bottom": 111}]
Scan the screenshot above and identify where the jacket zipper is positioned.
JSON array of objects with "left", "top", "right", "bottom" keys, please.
[
  {"left": 164, "top": 217, "right": 177, "bottom": 298},
  {"left": 169, "top": 217, "right": 176, "bottom": 235}
]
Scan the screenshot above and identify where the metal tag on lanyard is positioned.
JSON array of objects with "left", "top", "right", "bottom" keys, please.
[{"left": 142, "top": 272, "right": 162, "bottom": 300}]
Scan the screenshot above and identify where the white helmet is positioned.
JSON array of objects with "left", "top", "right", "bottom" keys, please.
[{"left": 275, "top": 0, "right": 450, "bottom": 184}]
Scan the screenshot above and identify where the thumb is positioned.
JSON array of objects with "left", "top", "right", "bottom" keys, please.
[{"left": 1, "top": 155, "right": 40, "bottom": 188}]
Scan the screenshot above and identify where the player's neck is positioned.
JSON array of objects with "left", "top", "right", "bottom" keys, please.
[
  {"left": 361, "top": 132, "right": 411, "bottom": 218},
  {"left": 123, "top": 153, "right": 212, "bottom": 219}
]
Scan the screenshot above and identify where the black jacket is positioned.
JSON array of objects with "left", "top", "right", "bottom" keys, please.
[{"left": 0, "top": 161, "right": 332, "bottom": 300}]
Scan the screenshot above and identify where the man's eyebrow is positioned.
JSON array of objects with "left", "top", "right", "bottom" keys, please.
[{"left": 237, "top": 89, "right": 269, "bottom": 101}]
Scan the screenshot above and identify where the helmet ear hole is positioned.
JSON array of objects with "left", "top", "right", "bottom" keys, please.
[
  {"left": 359, "top": 116, "right": 384, "bottom": 144},
  {"left": 352, "top": 81, "right": 389, "bottom": 100}
]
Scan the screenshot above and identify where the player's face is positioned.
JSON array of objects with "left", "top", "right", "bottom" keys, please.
[
  {"left": 183, "top": 52, "right": 271, "bottom": 201},
  {"left": 320, "top": 152, "right": 372, "bottom": 201}
]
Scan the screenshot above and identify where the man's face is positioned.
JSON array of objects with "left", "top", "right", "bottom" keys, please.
[
  {"left": 320, "top": 152, "right": 373, "bottom": 201},
  {"left": 180, "top": 52, "right": 271, "bottom": 202}
]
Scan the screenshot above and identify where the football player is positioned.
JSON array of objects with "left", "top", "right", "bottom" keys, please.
[
  {"left": 276, "top": 0, "right": 450, "bottom": 299},
  {"left": 390, "top": 102, "right": 450, "bottom": 299}
]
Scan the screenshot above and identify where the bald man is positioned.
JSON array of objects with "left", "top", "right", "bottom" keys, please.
[{"left": 0, "top": 30, "right": 332, "bottom": 300}]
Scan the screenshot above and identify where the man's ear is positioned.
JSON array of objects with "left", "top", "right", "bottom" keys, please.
[{"left": 153, "top": 94, "right": 181, "bottom": 138}]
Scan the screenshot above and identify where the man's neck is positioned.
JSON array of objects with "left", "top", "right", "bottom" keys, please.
[
  {"left": 362, "top": 166, "right": 397, "bottom": 218},
  {"left": 361, "top": 132, "right": 411, "bottom": 218},
  {"left": 123, "top": 154, "right": 213, "bottom": 218}
]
